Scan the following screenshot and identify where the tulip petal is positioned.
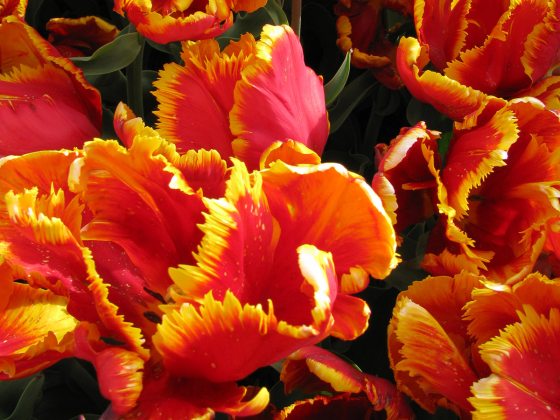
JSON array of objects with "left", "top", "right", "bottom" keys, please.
[
  {"left": 372, "top": 122, "right": 440, "bottom": 233},
  {"left": 169, "top": 159, "right": 280, "bottom": 304},
  {"left": 259, "top": 140, "right": 321, "bottom": 169},
  {"left": 156, "top": 244, "right": 337, "bottom": 383},
  {"left": 114, "top": 0, "right": 233, "bottom": 44},
  {"left": 277, "top": 394, "right": 379, "bottom": 419},
  {"left": 282, "top": 346, "right": 363, "bottom": 394},
  {"left": 442, "top": 106, "right": 519, "bottom": 219},
  {"left": 388, "top": 273, "right": 481, "bottom": 415},
  {"left": 466, "top": 273, "right": 560, "bottom": 346},
  {"left": 0, "top": 0, "right": 27, "bottom": 19},
  {"left": 470, "top": 306, "right": 560, "bottom": 418},
  {"left": 231, "top": 25, "right": 329, "bottom": 170},
  {"left": 414, "top": 0, "right": 470, "bottom": 70},
  {"left": 0, "top": 283, "right": 77, "bottom": 379},
  {"left": 46, "top": 16, "right": 119, "bottom": 57},
  {"left": 262, "top": 160, "right": 398, "bottom": 281},
  {"left": 154, "top": 35, "right": 255, "bottom": 158},
  {"left": 0, "top": 17, "right": 101, "bottom": 156},
  {"left": 396, "top": 36, "right": 505, "bottom": 121},
  {"left": 69, "top": 138, "right": 206, "bottom": 296},
  {"left": 445, "top": 0, "right": 558, "bottom": 96},
  {"left": 113, "top": 362, "right": 269, "bottom": 419}
]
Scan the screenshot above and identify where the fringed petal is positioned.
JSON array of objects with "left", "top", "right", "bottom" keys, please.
[
  {"left": 169, "top": 159, "right": 278, "bottom": 303},
  {"left": 372, "top": 122, "right": 440, "bottom": 233},
  {"left": 414, "top": 0, "right": 470, "bottom": 70},
  {"left": 46, "top": 16, "right": 119, "bottom": 57},
  {"left": 0, "top": 283, "right": 77, "bottom": 379},
  {"left": 156, "top": 245, "right": 337, "bottom": 383},
  {"left": 396, "top": 36, "right": 505, "bottom": 121},
  {"left": 465, "top": 273, "right": 560, "bottom": 346},
  {"left": 69, "top": 138, "right": 206, "bottom": 296},
  {"left": 0, "top": 17, "right": 101, "bottom": 156},
  {"left": 259, "top": 140, "right": 321, "bottom": 170},
  {"left": 442, "top": 106, "right": 519, "bottom": 220},
  {"left": 388, "top": 274, "right": 480, "bottom": 415},
  {"left": 470, "top": 306, "right": 560, "bottom": 418},
  {"left": 0, "top": 0, "right": 27, "bottom": 18},
  {"left": 154, "top": 35, "right": 256, "bottom": 158}
]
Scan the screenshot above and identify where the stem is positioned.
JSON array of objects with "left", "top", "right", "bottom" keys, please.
[
  {"left": 126, "top": 26, "right": 145, "bottom": 119},
  {"left": 291, "top": 0, "right": 302, "bottom": 37}
]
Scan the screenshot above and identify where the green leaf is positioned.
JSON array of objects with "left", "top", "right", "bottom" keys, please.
[
  {"left": 323, "top": 51, "right": 351, "bottom": 107},
  {"left": 438, "top": 130, "right": 453, "bottom": 167},
  {"left": 406, "top": 97, "right": 453, "bottom": 132},
  {"left": 71, "top": 33, "right": 142, "bottom": 76},
  {"left": 4, "top": 374, "right": 44, "bottom": 420},
  {"left": 217, "top": 1, "right": 289, "bottom": 48},
  {"left": 328, "top": 71, "right": 377, "bottom": 133}
]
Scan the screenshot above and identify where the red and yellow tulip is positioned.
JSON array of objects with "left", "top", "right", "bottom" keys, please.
[
  {"left": 114, "top": 0, "right": 267, "bottom": 44},
  {"left": 397, "top": 0, "right": 560, "bottom": 120},
  {"left": 389, "top": 271, "right": 560, "bottom": 417},
  {"left": 154, "top": 25, "right": 329, "bottom": 171},
  {"left": 46, "top": 16, "right": 120, "bottom": 58},
  {"left": 0, "top": 17, "right": 102, "bottom": 156},
  {"left": 0, "top": 109, "right": 397, "bottom": 416}
]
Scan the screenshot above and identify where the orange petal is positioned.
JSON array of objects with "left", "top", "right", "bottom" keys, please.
[
  {"left": 281, "top": 346, "right": 364, "bottom": 395},
  {"left": 156, "top": 244, "right": 336, "bottom": 382},
  {"left": 230, "top": 25, "right": 329, "bottom": 170},
  {"left": 396, "top": 36, "right": 505, "bottom": 121},
  {"left": 445, "top": 0, "right": 560, "bottom": 97},
  {"left": 116, "top": 362, "right": 269, "bottom": 419},
  {"left": 1, "top": 184, "right": 146, "bottom": 357},
  {"left": 442, "top": 105, "right": 519, "bottom": 220},
  {"left": 262, "top": 160, "right": 398, "bottom": 281},
  {"left": 518, "top": 75, "right": 560, "bottom": 110},
  {"left": 69, "top": 138, "right": 206, "bottom": 296},
  {"left": 465, "top": 272, "right": 560, "bottom": 346},
  {"left": 277, "top": 394, "right": 381, "bottom": 419},
  {"left": 114, "top": 0, "right": 233, "bottom": 44},
  {"left": 74, "top": 325, "right": 144, "bottom": 415},
  {"left": 414, "top": 0, "right": 470, "bottom": 70},
  {"left": 0, "top": 17, "right": 101, "bottom": 156},
  {"left": 154, "top": 35, "right": 256, "bottom": 158},
  {"left": 388, "top": 274, "right": 481, "bottom": 415},
  {"left": 169, "top": 159, "right": 280, "bottom": 304},
  {"left": 470, "top": 306, "right": 560, "bottom": 418},
  {"left": 0, "top": 283, "right": 78, "bottom": 379},
  {"left": 330, "top": 294, "right": 371, "bottom": 340},
  {"left": 281, "top": 347, "right": 414, "bottom": 419}
]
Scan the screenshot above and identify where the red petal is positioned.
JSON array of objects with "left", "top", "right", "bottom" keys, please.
[
  {"left": 70, "top": 138, "right": 206, "bottom": 296},
  {"left": 230, "top": 25, "right": 329, "bottom": 170},
  {"left": 156, "top": 245, "right": 337, "bottom": 382},
  {"left": 414, "top": 0, "right": 470, "bottom": 70},
  {"left": 470, "top": 306, "right": 560, "bottom": 417},
  {"left": 0, "top": 17, "right": 101, "bottom": 156},
  {"left": 154, "top": 35, "right": 255, "bottom": 158}
]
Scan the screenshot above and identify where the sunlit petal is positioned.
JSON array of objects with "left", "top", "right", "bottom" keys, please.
[{"left": 231, "top": 25, "right": 329, "bottom": 170}]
